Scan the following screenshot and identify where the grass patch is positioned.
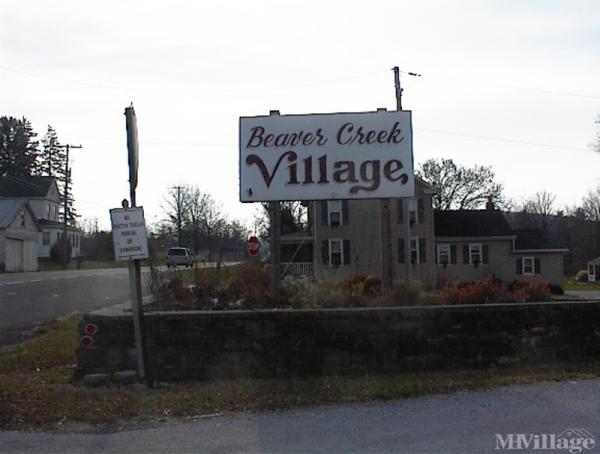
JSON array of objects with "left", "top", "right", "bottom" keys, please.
[
  {"left": 3, "top": 313, "right": 600, "bottom": 431},
  {"left": 564, "top": 278, "right": 600, "bottom": 292}
]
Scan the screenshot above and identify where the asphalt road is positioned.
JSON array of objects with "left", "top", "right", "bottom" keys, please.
[
  {"left": 0, "top": 263, "right": 239, "bottom": 345},
  {"left": 0, "top": 267, "right": 151, "bottom": 344},
  {"left": 2, "top": 379, "right": 600, "bottom": 453}
]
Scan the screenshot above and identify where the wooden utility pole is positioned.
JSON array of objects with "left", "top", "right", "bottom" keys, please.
[
  {"left": 379, "top": 102, "right": 393, "bottom": 289},
  {"left": 59, "top": 143, "right": 82, "bottom": 269},
  {"left": 393, "top": 66, "right": 413, "bottom": 281}
]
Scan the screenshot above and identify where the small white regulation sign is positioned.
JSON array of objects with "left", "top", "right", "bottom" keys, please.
[{"left": 109, "top": 207, "right": 150, "bottom": 261}]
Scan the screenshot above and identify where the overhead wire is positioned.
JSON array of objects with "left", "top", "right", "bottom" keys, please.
[{"left": 1, "top": 63, "right": 597, "bottom": 153}]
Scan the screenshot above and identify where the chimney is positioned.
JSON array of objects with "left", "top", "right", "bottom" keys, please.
[{"left": 486, "top": 197, "right": 495, "bottom": 211}]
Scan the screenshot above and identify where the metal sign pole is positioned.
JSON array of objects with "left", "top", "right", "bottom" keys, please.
[{"left": 124, "top": 105, "right": 151, "bottom": 385}]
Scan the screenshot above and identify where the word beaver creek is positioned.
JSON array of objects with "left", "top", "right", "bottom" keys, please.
[{"left": 239, "top": 111, "right": 415, "bottom": 201}]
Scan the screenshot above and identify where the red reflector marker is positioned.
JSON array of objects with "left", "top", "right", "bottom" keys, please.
[
  {"left": 80, "top": 335, "right": 93, "bottom": 348},
  {"left": 84, "top": 323, "right": 98, "bottom": 336}
]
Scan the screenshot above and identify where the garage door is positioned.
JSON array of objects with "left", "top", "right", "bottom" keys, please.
[{"left": 6, "top": 239, "right": 24, "bottom": 272}]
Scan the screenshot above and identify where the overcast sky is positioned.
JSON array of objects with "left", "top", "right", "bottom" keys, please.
[{"left": 2, "top": 0, "right": 599, "bottom": 230}]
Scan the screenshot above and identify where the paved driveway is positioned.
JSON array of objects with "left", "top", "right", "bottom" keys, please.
[
  {"left": 566, "top": 290, "right": 600, "bottom": 300},
  {"left": 2, "top": 379, "right": 600, "bottom": 453}
]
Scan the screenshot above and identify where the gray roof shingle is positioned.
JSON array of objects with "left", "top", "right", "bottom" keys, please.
[
  {"left": 434, "top": 209, "right": 514, "bottom": 237},
  {"left": 0, "top": 175, "right": 56, "bottom": 197},
  {"left": 0, "top": 200, "right": 26, "bottom": 228}
]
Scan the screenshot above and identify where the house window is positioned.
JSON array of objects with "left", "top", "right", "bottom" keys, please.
[
  {"left": 469, "top": 244, "right": 482, "bottom": 265},
  {"left": 42, "top": 232, "right": 50, "bottom": 246},
  {"left": 409, "top": 198, "right": 417, "bottom": 225},
  {"left": 522, "top": 257, "right": 534, "bottom": 275},
  {"left": 329, "top": 239, "right": 343, "bottom": 265},
  {"left": 327, "top": 200, "right": 342, "bottom": 226},
  {"left": 410, "top": 238, "right": 419, "bottom": 264},
  {"left": 437, "top": 244, "right": 450, "bottom": 265}
]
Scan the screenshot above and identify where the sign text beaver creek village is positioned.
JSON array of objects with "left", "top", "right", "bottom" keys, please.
[{"left": 239, "top": 110, "right": 414, "bottom": 201}]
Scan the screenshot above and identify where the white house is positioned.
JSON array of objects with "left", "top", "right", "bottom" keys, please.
[{"left": 0, "top": 175, "right": 81, "bottom": 260}]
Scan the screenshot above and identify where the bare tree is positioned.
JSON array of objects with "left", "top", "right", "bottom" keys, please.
[
  {"left": 522, "top": 191, "right": 557, "bottom": 217},
  {"left": 161, "top": 185, "right": 249, "bottom": 264},
  {"left": 581, "top": 186, "right": 600, "bottom": 221},
  {"left": 161, "top": 185, "right": 187, "bottom": 245},
  {"left": 254, "top": 201, "right": 306, "bottom": 239},
  {"left": 417, "top": 158, "right": 505, "bottom": 210},
  {"left": 520, "top": 191, "right": 557, "bottom": 232},
  {"left": 183, "top": 186, "right": 211, "bottom": 254},
  {"left": 80, "top": 216, "right": 100, "bottom": 235}
]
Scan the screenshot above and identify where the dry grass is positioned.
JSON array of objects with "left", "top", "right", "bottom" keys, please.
[{"left": 2, "top": 313, "right": 600, "bottom": 431}]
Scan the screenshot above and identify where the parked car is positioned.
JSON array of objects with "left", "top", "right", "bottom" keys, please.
[{"left": 166, "top": 247, "right": 194, "bottom": 268}]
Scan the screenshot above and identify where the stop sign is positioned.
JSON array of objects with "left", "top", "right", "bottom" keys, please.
[{"left": 247, "top": 236, "right": 260, "bottom": 256}]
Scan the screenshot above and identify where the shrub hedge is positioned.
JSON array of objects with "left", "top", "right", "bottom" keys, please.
[{"left": 149, "top": 265, "right": 558, "bottom": 311}]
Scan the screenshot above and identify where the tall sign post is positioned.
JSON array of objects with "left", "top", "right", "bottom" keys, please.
[
  {"left": 117, "top": 104, "right": 150, "bottom": 384},
  {"left": 239, "top": 107, "right": 414, "bottom": 290}
]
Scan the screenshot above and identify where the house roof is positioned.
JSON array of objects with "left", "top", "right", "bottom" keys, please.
[
  {"left": 0, "top": 200, "right": 40, "bottom": 231},
  {"left": 0, "top": 200, "right": 26, "bottom": 228},
  {"left": 0, "top": 175, "right": 57, "bottom": 198},
  {"left": 513, "top": 229, "right": 567, "bottom": 251},
  {"left": 415, "top": 177, "right": 437, "bottom": 194},
  {"left": 434, "top": 209, "right": 514, "bottom": 237}
]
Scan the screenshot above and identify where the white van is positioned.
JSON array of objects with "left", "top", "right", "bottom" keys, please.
[{"left": 166, "top": 247, "right": 194, "bottom": 268}]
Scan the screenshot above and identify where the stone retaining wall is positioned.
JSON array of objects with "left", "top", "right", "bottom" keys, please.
[{"left": 75, "top": 302, "right": 600, "bottom": 381}]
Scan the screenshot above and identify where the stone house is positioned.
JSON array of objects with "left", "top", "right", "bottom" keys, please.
[
  {"left": 0, "top": 200, "right": 40, "bottom": 272},
  {"left": 0, "top": 175, "right": 82, "bottom": 259}
]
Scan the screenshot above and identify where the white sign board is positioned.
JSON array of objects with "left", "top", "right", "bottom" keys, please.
[
  {"left": 239, "top": 110, "right": 414, "bottom": 201},
  {"left": 110, "top": 207, "right": 150, "bottom": 261}
]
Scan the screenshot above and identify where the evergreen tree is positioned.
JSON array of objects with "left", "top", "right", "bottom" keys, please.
[
  {"left": 0, "top": 116, "right": 39, "bottom": 176},
  {"left": 62, "top": 165, "right": 78, "bottom": 224},
  {"left": 39, "top": 125, "right": 78, "bottom": 224},
  {"left": 39, "top": 125, "right": 64, "bottom": 177}
]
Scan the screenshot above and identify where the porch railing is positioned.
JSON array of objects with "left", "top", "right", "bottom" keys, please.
[{"left": 281, "top": 262, "right": 313, "bottom": 278}]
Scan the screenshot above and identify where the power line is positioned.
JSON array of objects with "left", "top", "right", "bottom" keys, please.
[
  {"left": 420, "top": 71, "right": 600, "bottom": 100},
  {"left": 68, "top": 128, "right": 589, "bottom": 154},
  {"left": 2, "top": 61, "right": 600, "bottom": 100},
  {"left": 0, "top": 65, "right": 129, "bottom": 91},
  {"left": 415, "top": 127, "right": 590, "bottom": 152}
]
